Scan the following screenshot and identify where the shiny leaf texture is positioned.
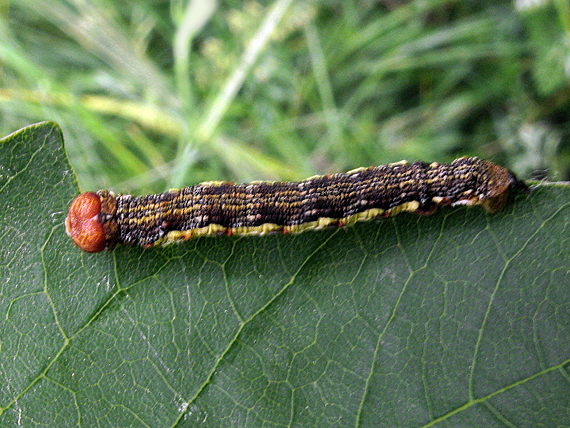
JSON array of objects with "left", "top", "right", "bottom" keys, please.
[{"left": 1, "top": 123, "right": 569, "bottom": 427}]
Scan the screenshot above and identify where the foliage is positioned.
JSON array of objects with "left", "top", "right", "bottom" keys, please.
[
  {"left": 1, "top": 120, "right": 569, "bottom": 427},
  {"left": 0, "top": 0, "right": 569, "bottom": 194}
]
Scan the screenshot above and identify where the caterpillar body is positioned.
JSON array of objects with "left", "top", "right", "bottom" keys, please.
[{"left": 66, "top": 157, "right": 529, "bottom": 253}]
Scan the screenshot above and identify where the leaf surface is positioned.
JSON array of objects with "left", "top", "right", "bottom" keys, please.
[{"left": 1, "top": 122, "right": 569, "bottom": 427}]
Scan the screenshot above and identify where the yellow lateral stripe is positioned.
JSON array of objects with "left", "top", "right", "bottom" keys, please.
[{"left": 153, "top": 200, "right": 426, "bottom": 246}]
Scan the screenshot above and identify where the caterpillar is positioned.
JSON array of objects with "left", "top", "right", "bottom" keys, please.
[{"left": 66, "top": 157, "right": 529, "bottom": 253}]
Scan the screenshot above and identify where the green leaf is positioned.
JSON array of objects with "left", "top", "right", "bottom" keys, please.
[{"left": 1, "top": 122, "right": 569, "bottom": 427}]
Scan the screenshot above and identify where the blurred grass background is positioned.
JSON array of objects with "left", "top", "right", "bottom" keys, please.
[{"left": 0, "top": 0, "right": 569, "bottom": 194}]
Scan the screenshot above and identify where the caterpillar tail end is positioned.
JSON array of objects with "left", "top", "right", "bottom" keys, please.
[
  {"left": 65, "top": 192, "right": 106, "bottom": 253},
  {"left": 507, "top": 171, "right": 530, "bottom": 194},
  {"left": 482, "top": 162, "right": 529, "bottom": 213}
]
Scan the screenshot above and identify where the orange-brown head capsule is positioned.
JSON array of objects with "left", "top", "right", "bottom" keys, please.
[{"left": 65, "top": 192, "right": 106, "bottom": 253}]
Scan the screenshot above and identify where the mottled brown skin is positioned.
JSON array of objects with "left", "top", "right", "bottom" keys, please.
[
  {"left": 66, "top": 157, "right": 529, "bottom": 252},
  {"left": 480, "top": 161, "right": 527, "bottom": 213}
]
